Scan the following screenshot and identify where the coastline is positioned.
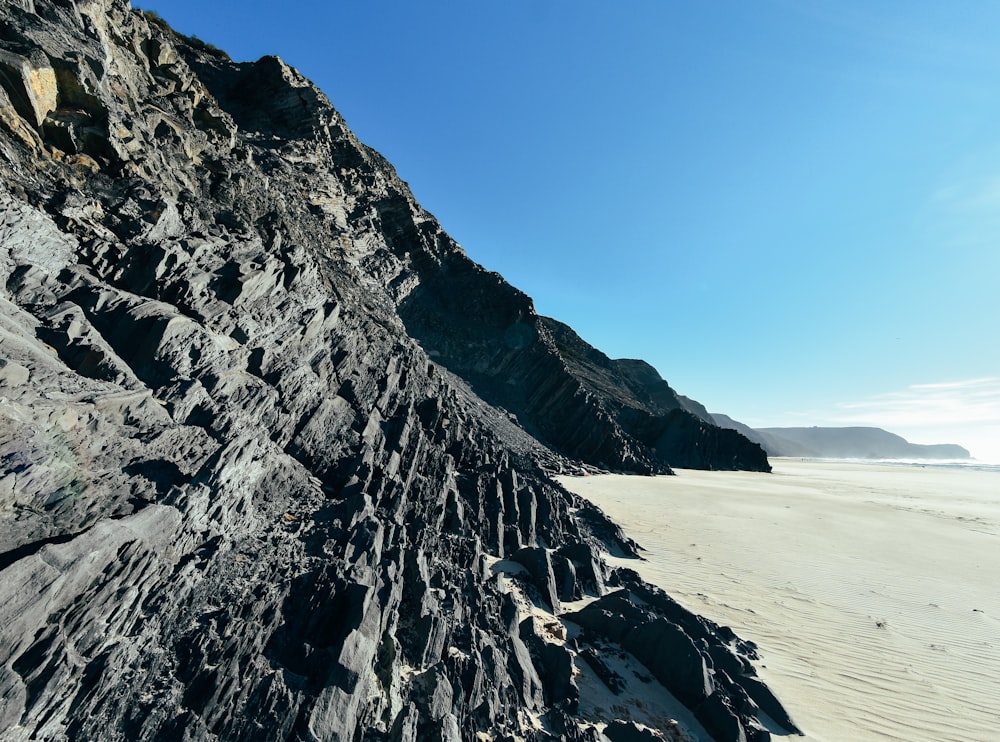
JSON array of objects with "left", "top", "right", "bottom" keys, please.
[
  {"left": 558, "top": 459, "right": 1000, "bottom": 741},
  {"left": 769, "top": 456, "right": 1000, "bottom": 474}
]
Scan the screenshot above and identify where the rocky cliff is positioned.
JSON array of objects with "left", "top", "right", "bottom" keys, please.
[
  {"left": 398, "top": 276, "right": 770, "bottom": 475},
  {"left": 0, "top": 2, "right": 790, "bottom": 740}
]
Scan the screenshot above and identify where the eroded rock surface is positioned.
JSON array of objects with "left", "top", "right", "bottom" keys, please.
[{"left": 0, "top": 1, "right": 789, "bottom": 739}]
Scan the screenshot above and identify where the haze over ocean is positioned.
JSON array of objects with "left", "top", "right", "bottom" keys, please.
[{"left": 139, "top": 1, "right": 1000, "bottom": 461}]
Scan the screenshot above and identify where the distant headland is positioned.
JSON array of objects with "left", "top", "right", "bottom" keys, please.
[{"left": 711, "top": 416, "right": 972, "bottom": 460}]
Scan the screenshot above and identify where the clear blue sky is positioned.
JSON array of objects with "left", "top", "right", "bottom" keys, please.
[{"left": 139, "top": 1, "right": 1000, "bottom": 461}]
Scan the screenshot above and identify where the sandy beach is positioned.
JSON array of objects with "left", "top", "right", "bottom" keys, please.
[{"left": 558, "top": 460, "right": 1000, "bottom": 741}]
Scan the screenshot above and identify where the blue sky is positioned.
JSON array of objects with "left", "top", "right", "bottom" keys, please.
[{"left": 139, "top": 1, "right": 1000, "bottom": 461}]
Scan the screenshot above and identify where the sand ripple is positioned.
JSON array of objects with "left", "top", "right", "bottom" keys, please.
[{"left": 559, "top": 460, "right": 1000, "bottom": 741}]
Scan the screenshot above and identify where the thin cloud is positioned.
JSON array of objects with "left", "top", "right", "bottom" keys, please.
[
  {"left": 775, "top": 0, "right": 1000, "bottom": 70},
  {"left": 931, "top": 177, "right": 1000, "bottom": 214},
  {"left": 834, "top": 378, "right": 1000, "bottom": 428},
  {"left": 909, "top": 378, "right": 997, "bottom": 390}
]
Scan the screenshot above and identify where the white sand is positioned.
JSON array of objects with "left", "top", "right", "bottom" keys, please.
[{"left": 558, "top": 460, "right": 1000, "bottom": 741}]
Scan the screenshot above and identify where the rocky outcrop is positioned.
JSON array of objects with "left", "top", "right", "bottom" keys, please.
[
  {"left": 0, "top": 1, "right": 792, "bottom": 740},
  {"left": 567, "top": 572, "right": 801, "bottom": 741}
]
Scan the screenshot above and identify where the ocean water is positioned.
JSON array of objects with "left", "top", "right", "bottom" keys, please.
[{"left": 786, "top": 456, "right": 1000, "bottom": 474}]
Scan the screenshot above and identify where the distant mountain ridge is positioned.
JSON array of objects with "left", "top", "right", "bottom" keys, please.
[{"left": 711, "top": 416, "right": 971, "bottom": 460}]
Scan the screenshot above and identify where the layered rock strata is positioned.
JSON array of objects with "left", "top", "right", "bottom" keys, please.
[
  {"left": 396, "top": 264, "right": 770, "bottom": 474},
  {"left": 0, "top": 1, "right": 790, "bottom": 739}
]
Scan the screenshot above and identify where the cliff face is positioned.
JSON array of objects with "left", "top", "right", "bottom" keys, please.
[
  {"left": 0, "top": 2, "right": 789, "bottom": 740},
  {"left": 396, "top": 259, "right": 770, "bottom": 475},
  {"left": 538, "top": 319, "right": 770, "bottom": 472}
]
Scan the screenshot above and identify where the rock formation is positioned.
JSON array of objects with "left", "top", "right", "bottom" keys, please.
[
  {"left": 712, "top": 416, "right": 971, "bottom": 460},
  {"left": 399, "top": 282, "right": 770, "bottom": 475},
  {"left": 0, "top": 1, "right": 790, "bottom": 739}
]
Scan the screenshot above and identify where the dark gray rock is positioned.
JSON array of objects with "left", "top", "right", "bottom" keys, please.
[
  {"left": 695, "top": 691, "right": 750, "bottom": 742},
  {"left": 557, "top": 541, "right": 608, "bottom": 596},
  {"left": 567, "top": 575, "right": 800, "bottom": 741},
  {"left": 518, "top": 618, "right": 579, "bottom": 712},
  {"left": 0, "top": 1, "right": 790, "bottom": 740},
  {"left": 510, "top": 545, "right": 560, "bottom": 612},
  {"left": 603, "top": 720, "right": 667, "bottom": 742},
  {"left": 578, "top": 646, "right": 627, "bottom": 695}
]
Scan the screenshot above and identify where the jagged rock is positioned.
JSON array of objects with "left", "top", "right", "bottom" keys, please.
[
  {"left": 735, "top": 674, "right": 801, "bottom": 735},
  {"left": 510, "top": 545, "right": 560, "bottom": 612},
  {"left": 518, "top": 618, "right": 579, "bottom": 712},
  {"left": 579, "top": 647, "right": 627, "bottom": 695},
  {"left": 0, "top": 47, "right": 57, "bottom": 127},
  {"left": 558, "top": 541, "right": 608, "bottom": 596},
  {"left": 0, "top": 1, "right": 791, "bottom": 740},
  {"left": 538, "top": 318, "right": 771, "bottom": 472},
  {"left": 604, "top": 720, "right": 670, "bottom": 742},
  {"left": 567, "top": 573, "right": 799, "bottom": 741},
  {"left": 550, "top": 550, "right": 580, "bottom": 602}
]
